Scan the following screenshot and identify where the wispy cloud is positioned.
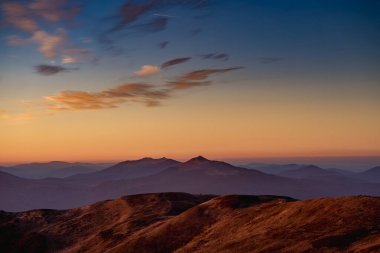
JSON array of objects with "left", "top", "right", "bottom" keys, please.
[
  {"left": 109, "top": 0, "right": 208, "bottom": 33},
  {"left": 0, "top": 110, "right": 33, "bottom": 123},
  {"left": 181, "top": 67, "right": 243, "bottom": 81},
  {"left": 29, "top": 0, "right": 81, "bottom": 22},
  {"left": 6, "top": 28, "right": 88, "bottom": 63},
  {"left": 201, "top": 53, "right": 229, "bottom": 61},
  {"left": 134, "top": 65, "right": 160, "bottom": 77},
  {"left": 258, "top": 57, "right": 283, "bottom": 64},
  {"left": 157, "top": 41, "right": 169, "bottom": 49},
  {"left": 35, "top": 64, "right": 78, "bottom": 75},
  {"left": 140, "top": 16, "right": 168, "bottom": 32},
  {"left": 2, "top": 0, "right": 81, "bottom": 30},
  {"left": 168, "top": 67, "right": 243, "bottom": 89},
  {"left": 2, "top": 0, "right": 86, "bottom": 63},
  {"left": 45, "top": 83, "right": 171, "bottom": 111},
  {"left": 31, "top": 29, "right": 67, "bottom": 59},
  {"left": 2, "top": 2, "right": 38, "bottom": 32},
  {"left": 45, "top": 66, "right": 243, "bottom": 111},
  {"left": 161, "top": 57, "right": 192, "bottom": 69}
]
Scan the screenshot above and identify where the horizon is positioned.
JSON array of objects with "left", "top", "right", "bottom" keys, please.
[{"left": 2, "top": 154, "right": 380, "bottom": 171}]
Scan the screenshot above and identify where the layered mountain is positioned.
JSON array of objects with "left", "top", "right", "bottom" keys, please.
[
  {"left": 0, "top": 161, "right": 110, "bottom": 179},
  {"left": 68, "top": 157, "right": 179, "bottom": 185},
  {"left": 241, "top": 162, "right": 304, "bottom": 174},
  {"left": 358, "top": 166, "right": 380, "bottom": 183},
  {"left": 1, "top": 157, "right": 380, "bottom": 211},
  {"left": 1, "top": 192, "right": 379, "bottom": 253},
  {"left": 92, "top": 156, "right": 314, "bottom": 200},
  {"left": 277, "top": 165, "right": 346, "bottom": 179}
]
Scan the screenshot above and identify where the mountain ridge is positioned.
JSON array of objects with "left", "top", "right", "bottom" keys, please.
[{"left": 1, "top": 192, "right": 379, "bottom": 253}]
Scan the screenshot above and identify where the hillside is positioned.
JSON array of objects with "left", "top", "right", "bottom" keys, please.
[{"left": 0, "top": 193, "right": 379, "bottom": 253}]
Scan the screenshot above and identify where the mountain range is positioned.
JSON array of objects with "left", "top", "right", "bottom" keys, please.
[
  {"left": 0, "top": 156, "right": 379, "bottom": 211},
  {"left": 0, "top": 161, "right": 111, "bottom": 179}
]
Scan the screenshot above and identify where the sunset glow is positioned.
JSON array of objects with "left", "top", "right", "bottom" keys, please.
[{"left": 1, "top": 0, "right": 379, "bottom": 163}]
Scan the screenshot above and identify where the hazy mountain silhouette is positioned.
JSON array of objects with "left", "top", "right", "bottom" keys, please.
[
  {"left": 1, "top": 157, "right": 380, "bottom": 211},
  {"left": 277, "top": 165, "right": 345, "bottom": 179},
  {"left": 358, "top": 166, "right": 380, "bottom": 183},
  {"left": 68, "top": 157, "right": 179, "bottom": 185},
  {"left": 0, "top": 161, "right": 110, "bottom": 179},
  {"left": 1, "top": 192, "right": 379, "bottom": 253},
  {"left": 241, "top": 162, "right": 304, "bottom": 174}
]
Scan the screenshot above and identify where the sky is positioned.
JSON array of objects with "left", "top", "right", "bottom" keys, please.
[{"left": 0, "top": 0, "right": 379, "bottom": 163}]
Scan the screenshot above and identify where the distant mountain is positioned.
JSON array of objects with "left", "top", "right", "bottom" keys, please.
[
  {"left": 358, "top": 166, "right": 380, "bottom": 183},
  {"left": 1, "top": 192, "right": 379, "bottom": 253},
  {"left": 0, "top": 170, "right": 92, "bottom": 211},
  {"left": 1, "top": 157, "right": 380, "bottom": 212},
  {"left": 0, "top": 161, "right": 111, "bottom": 179},
  {"left": 68, "top": 157, "right": 179, "bottom": 185},
  {"left": 91, "top": 156, "right": 314, "bottom": 200},
  {"left": 241, "top": 162, "right": 304, "bottom": 174},
  {"left": 327, "top": 168, "right": 357, "bottom": 177},
  {"left": 277, "top": 165, "right": 344, "bottom": 179}
]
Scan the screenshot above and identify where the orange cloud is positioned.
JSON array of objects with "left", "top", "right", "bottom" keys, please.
[
  {"left": 45, "top": 83, "right": 170, "bottom": 111},
  {"left": 45, "top": 67, "right": 243, "bottom": 111},
  {"left": 0, "top": 110, "right": 33, "bottom": 123},
  {"left": 168, "top": 67, "right": 243, "bottom": 89},
  {"left": 182, "top": 67, "right": 243, "bottom": 81}
]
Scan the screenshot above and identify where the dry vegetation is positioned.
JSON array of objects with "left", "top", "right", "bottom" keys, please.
[{"left": 1, "top": 193, "right": 379, "bottom": 253}]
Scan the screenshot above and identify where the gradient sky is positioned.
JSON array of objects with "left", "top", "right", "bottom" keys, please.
[{"left": 0, "top": 0, "right": 379, "bottom": 163}]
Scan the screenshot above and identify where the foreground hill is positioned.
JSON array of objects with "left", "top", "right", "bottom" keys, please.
[{"left": 0, "top": 193, "right": 379, "bottom": 253}]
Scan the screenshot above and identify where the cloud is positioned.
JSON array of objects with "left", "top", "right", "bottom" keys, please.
[
  {"left": 2, "top": 2, "right": 38, "bottom": 32},
  {"left": 62, "top": 55, "right": 77, "bottom": 64},
  {"left": 109, "top": 0, "right": 209, "bottom": 33},
  {"left": 157, "top": 41, "right": 169, "bottom": 49},
  {"left": 6, "top": 35, "right": 30, "bottom": 46},
  {"left": 134, "top": 65, "right": 160, "bottom": 77},
  {"left": 45, "top": 65, "right": 243, "bottom": 111},
  {"left": 201, "top": 53, "right": 229, "bottom": 61},
  {"left": 2, "top": 1, "right": 86, "bottom": 63},
  {"left": 61, "top": 47, "right": 89, "bottom": 63},
  {"left": 181, "top": 67, "right": 243, "bottom": 81},
  {"left": 6, "top": 28, "right": 89, "bottom": 63},
  {"left": 2, "top": 0, "right": 81, "bottom": 29},
  {"left": 259, "top": 57, "right": 283, "bottom": 64},
  {"left": 141, "top": 16, "right": 168, "bottom": 32},
  {"left": 161, "top": 57, "right": 192, "bottom": 69},
  {"left": 29, "top": 0, "right": 81, "bottom": 22},
  {"left": 45, "top": 83, "right": 171, "bottom": 111},
  {"left": 31, "top": 29, "right": 67, "bottom": 59},
  {"left": 35, "top": 64, "right": 78, "bottom": 75},
  {"left": 0, "top": 110, "right": 33, "bottom": 123},
  {"left": 168, "top": 67, "right": 243, "bottom": 89},
  {"left": 7, "top": 29, "right": 67, "bottom": 59}
]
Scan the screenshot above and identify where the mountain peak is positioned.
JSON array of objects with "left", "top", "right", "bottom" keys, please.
[{"left": 187, "top": 156, "right": 209, "bottom": 163}]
